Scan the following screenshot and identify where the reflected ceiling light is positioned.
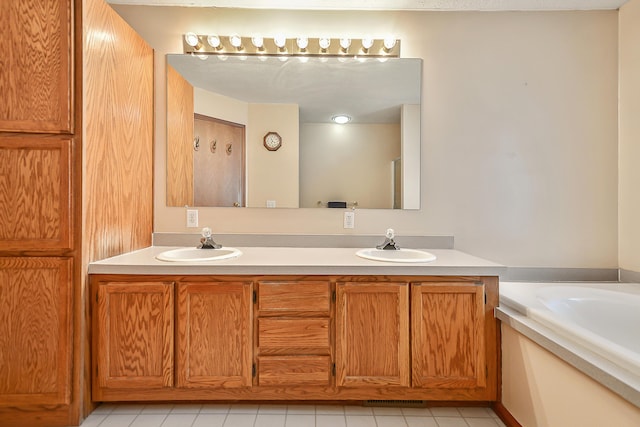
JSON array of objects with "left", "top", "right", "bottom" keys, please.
[
  {"left": 319, "top": 37, "right": 331, "bottom": 50},
  {"left": 296, "top": 37, "right": 309, "bottom": 50},
  {"left": 185, "top": 32, "right": 201, "bottom": 48},
  {"left": 251, "top": 36, "right": 264, "bottom": 49},
  {"left": 332, "top": 115, "right": 351, "bottom": 124},
  {"left": 207, "top": 35, "right": 221, "bottom": 49}
]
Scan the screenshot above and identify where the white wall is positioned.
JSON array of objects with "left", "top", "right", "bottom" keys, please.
[
  {"left": 300, "top": 123, "right": 400, "bottom": 209},
  {"left": 401, "top": 104, "right": 420, "bottom": 209},
  {"left": 115, "top": 6, "right": 619, "bottom": 268},
  {"left": 194, "top": 87, "right": 249, "bottom": 125},
  {"left": 247, "top": 103, "right": 299, "bottom": 208},
  {"left": 619, "top": 0, "right": 640, "bottom": 273}
]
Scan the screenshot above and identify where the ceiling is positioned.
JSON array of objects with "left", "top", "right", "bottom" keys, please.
[{"left": 108, "top": 0, "right": 629, "bottom": 11}]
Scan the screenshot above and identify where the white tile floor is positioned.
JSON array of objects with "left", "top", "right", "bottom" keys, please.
[{"left": 81, "top": 403, "right": 507, "bottom": 427}]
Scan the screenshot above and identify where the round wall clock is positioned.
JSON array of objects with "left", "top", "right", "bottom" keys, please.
[{"left": 263, "top": 131, "right": 282, "bottom": 151}]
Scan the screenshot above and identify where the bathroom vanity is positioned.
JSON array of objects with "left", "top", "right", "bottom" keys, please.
[{"left": 89, "top": 247, "right": 503, "bottom": 404}]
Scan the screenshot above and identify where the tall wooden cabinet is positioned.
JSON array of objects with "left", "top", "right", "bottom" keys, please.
[
  {"left": 0, "top": 0, "right": 154, "bottom": 425},
  {"left": 0, "top": 1, "right": 78, "bottom": 425}
]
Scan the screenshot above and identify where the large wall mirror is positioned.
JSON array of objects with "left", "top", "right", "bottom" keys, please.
[{"left": 166, "top": 54, "right": 422, "bottom": 209}]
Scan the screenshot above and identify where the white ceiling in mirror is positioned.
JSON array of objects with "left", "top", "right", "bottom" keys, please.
[
  {"left": 107, "top": 0, "right": 628, "bottom": 11},
  {"left": 167, "top": 55, "right": 421, "bottom": 124}
]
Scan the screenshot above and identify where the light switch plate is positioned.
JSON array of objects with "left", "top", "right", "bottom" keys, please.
[
  {"left": 186, "top": 209, "right": 199, "bottom": 227},
  {"left": 343, "top": 211, "right": 355, "bottom": 229}
]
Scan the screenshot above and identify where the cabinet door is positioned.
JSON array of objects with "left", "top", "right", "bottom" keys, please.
[
  {"left": 94, "top": 282, "right": 174, "bottom": 390},
  {"left": 0, "top": 0, "right": 72, "bottom": 133},
  {"left": 0, "top": 257, "right": 72, "bottom": 406},
  {"left": 177, "top": 282, "right": 253, "bottom": 388},
  {"left": 0, "top": 138, "right": 72, "bottom": 251},
  {"left": 411, "top": 283, "right": 485, "bottom": 389},
  {"left": 335, "top": 282, "right": 409, "bottom": 387}
]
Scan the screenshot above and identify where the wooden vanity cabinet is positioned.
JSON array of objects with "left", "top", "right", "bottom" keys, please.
[
  {"left": 255, "top": 281, "right": 332, "bottom": 387},
  {"left": 176, "top": 281, "right": 253, "bottom": 389},
  {"left": 92, "top": 281, "right": 174, "bottom": 400},
  {"left": 335, "top": 282, "right": 410, "bottom": 388},
  {"left": 411, "top": 282, "right": 487, "bottom": 390},
  {"left": 91, "top": 275, "right": 498, "bottom": 402}
]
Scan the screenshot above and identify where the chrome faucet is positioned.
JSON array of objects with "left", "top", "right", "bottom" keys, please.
[
  {"left": 376, "top": 228, "right": 400, "bottom": 250},
  {"left": 198, "top": 227, "right": 222, "bottom": 249}
]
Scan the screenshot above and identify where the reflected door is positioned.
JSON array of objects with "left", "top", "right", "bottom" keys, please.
[{"left": 193, "top": 114, "right": 245, "bottom": 207}]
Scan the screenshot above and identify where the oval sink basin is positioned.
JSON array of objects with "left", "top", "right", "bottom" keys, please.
[
  {"left": 356, "top": 248, "right": 436, "bottom": 263},
  {"left": 156, "top": 247, "right": 242, "bottom": 262}
]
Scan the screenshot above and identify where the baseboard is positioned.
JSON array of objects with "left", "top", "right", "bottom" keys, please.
[
  {"left": 619, "top": 268, "right": 640, "bottom": 282},
  {"left": 492, "top": 402, "right": 522, "bottom": 427}
]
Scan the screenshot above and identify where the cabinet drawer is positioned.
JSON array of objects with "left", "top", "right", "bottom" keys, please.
[
  {"left": 257, "top": 282, "right": 330, "bottom": 314},
  {"left": 257, "top": 356, "right": 331, "bottom": 386},
  {"left": 258, "top": 318, "right": 330, "bottom": 355}
]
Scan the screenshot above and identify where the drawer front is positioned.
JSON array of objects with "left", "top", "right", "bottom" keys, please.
[
  {"left": 258, "top": 318, "right": 330, "bottom": 355},
  {"left": 258, "top": 281, "right": 330, "bottom": 314},
  {"left": 257, "top": 356, "right": 331, "bottom": 386}
]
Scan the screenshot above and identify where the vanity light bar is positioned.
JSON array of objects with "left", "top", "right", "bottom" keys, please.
[{"left": 182, "top": 34, "right": 400, "bottom": 57}]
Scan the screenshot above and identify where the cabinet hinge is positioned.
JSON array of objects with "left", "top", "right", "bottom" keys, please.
[
  {"left": 484, "top": 292, "right": 487, "bottom": 305},
  {"left": 332, "top": 290, "right": 336, "bottom": 302},
  {"left": 486, "top": 366, "right": 488, "bottom": 379},
  {"left": 253, "top": 290, "right": 257, "bottom": 304},
  {"left": 96, "top": 293, "right": 98, "bottom": 304},
  {"left": 332, "top": 363, "right": 336, "bottom": 376},
  {"left": 253, "top": 363, "right": 257, "bottom": 377}
]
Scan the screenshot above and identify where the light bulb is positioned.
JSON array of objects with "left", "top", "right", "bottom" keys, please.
[
  {"left": 251, "top": 36, "right": 264, "bottom": 49},
  {"left": 361, "top": 37, "right": 374, "bottom": 50},
  {"left": 319, "top": 37, "right": 331, "bottom": 50},
  {"left": 296, "top": 37, "right": 309, "bottom": 50},
  {"left": 229, "top": 34, "right": 242, "bottom": 48},
  {"left": 339, "top": 38, "right": 351, "bottom": 50},
  {"left": 274, "top": 34, "right": 287, "bottom": 49},
  {"left": 207, "top": 35, "right": 221, "bottom": 48},
  {"left": 184, "top": 32, "right": 200, "bottom": 47},
  {"left": 383, "top": 37, "right": 397, "bottom": 50}
]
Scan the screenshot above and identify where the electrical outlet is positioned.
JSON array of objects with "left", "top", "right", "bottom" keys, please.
[
  {"left": 186, "top": 209, "right": 199, "bottom": 228},
  {"left": 343, "top": 211, "right": 355, "bottom": 229},
  {"left": 266, "top": 200, "right": 276, "bottom": 208}
]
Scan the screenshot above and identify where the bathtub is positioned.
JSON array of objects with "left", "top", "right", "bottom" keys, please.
[{"left": 497, "top": 282, "right": 640, "bottom": 407}]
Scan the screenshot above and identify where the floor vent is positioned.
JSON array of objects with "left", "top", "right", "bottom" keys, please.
[{"left": 363, "top": 400, "right": 425, "bottom": 408}]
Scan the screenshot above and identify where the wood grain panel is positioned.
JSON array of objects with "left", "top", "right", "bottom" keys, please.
[
  {"left": 258, "top": 318, "right": 330, "bottom": 355},
  {"left": 0, "top": 257, "right": 72, "bottom": 405},
  {"left": 0, "top": 0, "right": 72, "bottom": 132},
  {"left": 177, "top": 282, "right": 253, "bottom": 388},
  {"left": 336, "top": 282, "right": 409, "bottom": 388},
  {"left": 166, "top": 64, "right": 194, "bottom": 207},
  {"left": 94, "top": 282, "right": 174, "bottom": 389},
  {"left": 257, "top": 356, "right": 331, "bottom": 386},
  {"left": 258, "top": 281, "right": 331, "bottom": 315},
  {"left": 83, "top": 0, "right": 154, "bottom": 263},
  {"left": 0, "top": 138, "right": 72, "bottom": 251},
  {"left": 411, "top": 283, "right": 485, "bottom": 389}
]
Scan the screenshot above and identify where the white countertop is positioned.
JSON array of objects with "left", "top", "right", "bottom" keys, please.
[{"left": 88, "top": 246, "right": 505, "bottom": 276}]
